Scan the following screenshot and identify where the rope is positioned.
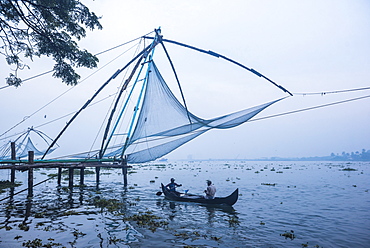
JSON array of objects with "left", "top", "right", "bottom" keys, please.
[
  {"left": 37, "top": 93, "right": 370, "bottom": 160},
  {"left": 293, "top": 86, "right": 370, "bottom": 96},
  {"left": 0, "top": 42, "right": 141, "bottom": 140},
  {"left": 0, "top": 31, "right": 155, "bottom": 91},
  {"left": 250, "top": 94, "right": 370, "bottom": 122}
]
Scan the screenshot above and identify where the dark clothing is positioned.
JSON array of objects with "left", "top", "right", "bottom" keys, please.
[{"left": 166, "top": 182, "right": 181, "bottom": 192}]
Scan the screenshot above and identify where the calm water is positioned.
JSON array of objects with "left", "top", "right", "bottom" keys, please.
[{"left": 0, "top": 161, "right": 369, "bottom": 248}]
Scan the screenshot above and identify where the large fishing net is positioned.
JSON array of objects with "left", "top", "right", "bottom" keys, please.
[{"left": 104, "top": 61, "right": 282, "bottom": 163}]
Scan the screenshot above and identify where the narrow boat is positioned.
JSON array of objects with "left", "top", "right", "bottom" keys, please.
[{"left": 161, "top": 183, "right": 238, "bottom": 206}]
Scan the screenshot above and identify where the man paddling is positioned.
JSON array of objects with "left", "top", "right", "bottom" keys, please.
[
  {"left": 165, "top": 178, "right": 182, "bottom": 194},
  {"left": 204, "top": 180, "right": 216, "bottom": 199}
]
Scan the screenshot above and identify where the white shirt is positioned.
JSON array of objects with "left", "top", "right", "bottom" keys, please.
[{"left": 205, "top": 184, "right": 216, "bottom": 199}]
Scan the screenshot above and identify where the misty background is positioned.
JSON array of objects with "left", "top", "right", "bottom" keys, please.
[{"left": 1, "top": 0, "right": 369, "bottom": 160}]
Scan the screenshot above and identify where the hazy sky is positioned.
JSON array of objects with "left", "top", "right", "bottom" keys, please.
[{"left": 1, "top": 0, "right": 369, "bottom": 160}]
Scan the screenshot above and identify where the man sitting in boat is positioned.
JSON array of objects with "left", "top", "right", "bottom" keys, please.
[
  {"left": 204, "top": 180, "right": 216, "bottom": 199},
  {"left": 165, "top": 178, "right": 182, "bottom": 195}
]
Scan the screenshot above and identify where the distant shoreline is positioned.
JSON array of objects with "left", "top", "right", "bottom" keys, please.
[{"left": 167, "top": 156, "right": 370, "bottom": 162}]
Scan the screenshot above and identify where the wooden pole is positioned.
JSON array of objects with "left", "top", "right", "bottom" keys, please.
[
  {"left": 11, "top": 142, "right": 16, "bottom": 160},
  {"left": 80, "top": 167, "right": 85, "bottom": 186},
  {"left": 28, "top": 151, "right": 34, "bottom": 164},
  {"left": 122, "top": 166, "right": 128, "bottom": 186},
  {"left": 122, "top": 157, "right": 128, "bottom": 186},
  {"left": 28, "top": 151, "right": 34, "bottom": 197},
  {"left": 57, "top": 167, "right": 62, "bottom": 185},
  {"left": 69, "top": 168, "right": 74, "bottom": 188},
  {"left": 10, "top": 142, "right": 16, "bottom": 183},
  {"left": 95, "top": 167, "right": 100, "bottom": 185}
]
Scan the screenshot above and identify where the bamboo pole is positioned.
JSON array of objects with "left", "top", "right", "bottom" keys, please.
[{"left": 28, "top": 151, "right": 34, "bottom": 197}]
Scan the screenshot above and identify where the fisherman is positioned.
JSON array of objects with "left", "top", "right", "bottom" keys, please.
[
  {"left": 165, "top": 178, "right": 182, "bottom": 193},
  {"left": 204, "top": 180, "right": 216, "bottom": 199}
]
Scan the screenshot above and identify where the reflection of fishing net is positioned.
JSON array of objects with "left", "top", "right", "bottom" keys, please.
[
  {"left": 105, "top": 61, "right": 283, "bottom": 163},
  {"left": 0, "top": 128, "right": 58, "bottom": 160}
]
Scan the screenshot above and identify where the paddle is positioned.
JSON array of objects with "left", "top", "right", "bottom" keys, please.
[{"left": 156, "top": 189, "right": 189, "bottom": 196}]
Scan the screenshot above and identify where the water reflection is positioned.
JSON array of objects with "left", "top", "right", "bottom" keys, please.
[{"left": 155, "top": 197, "right": 239, "bottom": 228}]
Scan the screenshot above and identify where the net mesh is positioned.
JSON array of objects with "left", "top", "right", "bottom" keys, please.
[{"left": 104, "top": 61, "right": 283, "bottom": 163}]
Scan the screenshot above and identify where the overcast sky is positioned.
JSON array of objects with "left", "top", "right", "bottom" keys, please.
[{"left": 1, "top": 0, "right": 369, "bottom": 160}]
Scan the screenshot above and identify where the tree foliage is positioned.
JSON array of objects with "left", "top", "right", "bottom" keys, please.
[{"left": 0, "top": 0, "right": 102, "bottom": 87}]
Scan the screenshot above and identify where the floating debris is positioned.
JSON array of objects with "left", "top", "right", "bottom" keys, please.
[
  {"left": 90, "top": 197, "right": 123, "bottom": 213},
  {"left": 211, "top": 236, "right": 222, "bottom": 241},
  {"left": 0, "top": 180, "right": 22, "bottom": 193},
  {"left": 124, "top": 211, "right": 168, "bottom": 232},
  {"left": 22, "top": 238, "right": 62, "bottom": 247},
  {"left": 281, "top": 230, "right": 295, "bottom": 240},
  {"left": 342, "top": 168, "right": 357, "bottom": 171},
  {"left": 227, "top": 216, "right": 240, "bottom": 226},
  {"left": 261, "top": 183, "right": 276, "bottom": 186}
]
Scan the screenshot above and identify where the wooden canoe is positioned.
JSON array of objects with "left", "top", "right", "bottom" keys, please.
[{"left": 161, "top": 183, "right": 238, "bottom": 206}]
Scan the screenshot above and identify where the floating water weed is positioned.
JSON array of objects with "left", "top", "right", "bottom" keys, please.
[
  {"left": 62, "top": 210, "right": 81, "bottom": 216},
  {"left": 228, "top": 216, "right": 240, "bottom": 226},
  {"left": 34, "top": 212, "right": 46, "bottom": 218},
  {"left": 0, "top": 180, "right": 22, "bottom": 193},
  {"left": 280, "top": 230, "right": 295, "bottom": 240},
  {"left": 211, "top": 236, "right": 222, "bottom": 241},
  {"left": 22, "top": 238, "right": 63, "bottom": 247},
  {"left": 72, "top": 230, "right": 86, "bottom": 238},
  {"left": 108, "top": 236, "right": 124, "bottom": 244},
  {"left": 18, "top": 223, "right": 29, "bottom": 231},
  {"left": 0, "top": 225, "right": 13, "bottom": 230},
  {"left": 124, "top": 211, "right": 168, "bottom": 232},
  {"left": 91, "top": 197, "right": 123, "bottom": 213}
]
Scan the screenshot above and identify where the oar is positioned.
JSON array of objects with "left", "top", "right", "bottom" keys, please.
[{"left": 156, "top": 189, "right": 189, "bottom": 196}]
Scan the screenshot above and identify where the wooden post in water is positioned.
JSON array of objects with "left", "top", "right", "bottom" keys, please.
[
  {"left": 57, "top": 167, "right": 62, "bottom": 185},
  {"left": 122, "top": 157, "right": 128, "bottom": 186},
  {"left": 80, "top": 167, "right": 85, "bottom": 186},
  {"left": 10, "top": 142, "right": 16, "bottom": 183},
  {"left": 95, "top": 167, "right": 100, "bottom": 184},
  {"left": 28, "top": 151, "right": 34, "bottom": 197},
  {"left": 68, "top": 168, "right": 74, "bottom": 188}
]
